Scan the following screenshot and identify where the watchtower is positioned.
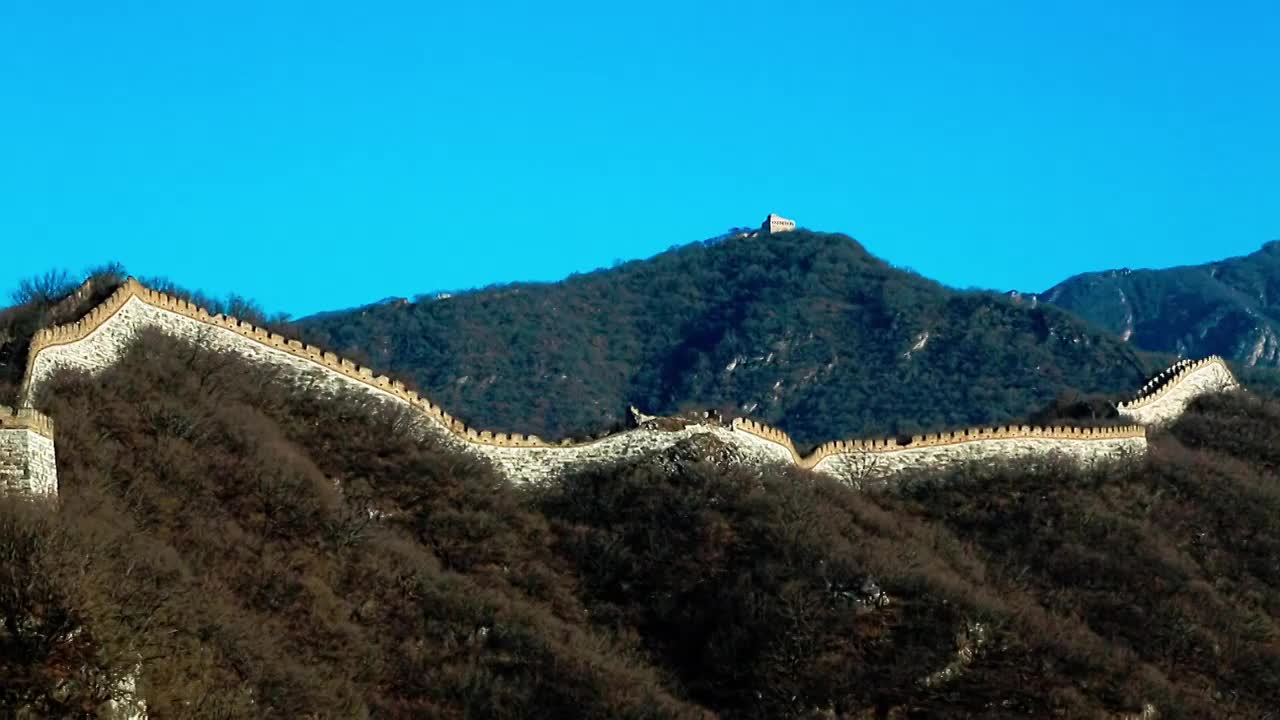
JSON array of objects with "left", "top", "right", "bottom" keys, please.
[{"left": 762, "top": 213, "right": 796, "bottom": 234}]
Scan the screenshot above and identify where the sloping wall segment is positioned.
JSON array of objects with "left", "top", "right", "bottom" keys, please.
[{"left": 1117, "top": 356, "right": 1239, "bottom": 425}]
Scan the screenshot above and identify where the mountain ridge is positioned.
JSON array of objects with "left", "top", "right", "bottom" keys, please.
[
  {"left": 9, "top": 276, "right": 1186, "bottom": 490},
  {"left": 1, "top": 237, "right": 1276, "bottom": 719},
  {"left": 1029, "top": 239, "right": 1280, "bottom": 368},
  {"left": 295, "top": 229, "right": 1160, "bottom": 446}
]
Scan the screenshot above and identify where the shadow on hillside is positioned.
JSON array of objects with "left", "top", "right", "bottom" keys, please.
[{"left": 1, "top": 331, "right": 1277, "bottom": 717}]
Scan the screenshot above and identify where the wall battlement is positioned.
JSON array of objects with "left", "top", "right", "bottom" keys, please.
[
  {"left": 0, "top": 406, "right": 57, "bottom": 496},
  {"left": 732, "top": 416, "right": 1145, "bottom": 471},
  {"left": 1117, "top": 356, "right": 1239, "bottom": 426},
  {"left": 0, "top": 405, "right": 54, "bottom": 438},
  {"left": 1121, "top": 357, "right": 1206, "bottom": 409},
  {"left": 13, "top": 278, "right": 1241, "bottom": 488}
]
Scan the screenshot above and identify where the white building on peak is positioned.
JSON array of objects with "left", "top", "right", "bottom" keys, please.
[{"left": 762, "top": 213, "right": 796, "bottom": 234}]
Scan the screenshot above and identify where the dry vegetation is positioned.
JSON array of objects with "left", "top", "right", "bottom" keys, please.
[{"left": 1, "top": 328, "right": 1279, "bottom": 717}]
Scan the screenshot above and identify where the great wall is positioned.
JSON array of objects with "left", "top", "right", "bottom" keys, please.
[{"left": 0, "top": 278, "right": 1243, "bottom": 497}]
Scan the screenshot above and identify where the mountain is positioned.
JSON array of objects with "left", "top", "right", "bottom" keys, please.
[
  {"left": 1029, "top": 240, "right": 1280, "bottom": 368},
  {"left": 298, "top": 295, "right": 412, "bottom": 323},
  {"left": 3, "top": 243, "right": 1279, "bottom": 717},
  {"left": 294, "top": 230, "right": 1161, "bottom": 447},
  {"left": 6, "top": 315, "right": 1280, "bottom": 717}
]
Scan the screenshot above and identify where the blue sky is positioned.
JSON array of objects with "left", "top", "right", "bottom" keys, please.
[{"left": 2, "top": 1, "right": 1276, "bottom": 317}]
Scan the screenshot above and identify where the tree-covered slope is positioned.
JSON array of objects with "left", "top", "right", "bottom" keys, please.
[
  {"left": 1034, "top": 239, "right": 1280, "bottom": 368},
  {"left": 296, "top": 230, "right": 1154, "bottom": 446},
  {"left": 5, "top": 328, "right": 1280, "bottom": 717}
]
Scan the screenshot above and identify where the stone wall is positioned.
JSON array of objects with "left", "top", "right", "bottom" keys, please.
[
  {"left": 734, "top": 417, "right": 1146, "bottom": 479},
  {"left": 814, "top": 433, "right": 1144, "bottom": 480},
  {"left": 0, "top": 406, "right": 57, "bottom": 496},
  {"left": 20, "top": 284, "right": 796, "bottom": 483},
  {"left": 477, "top": 423, "right": 796, "bottom": 484},
  {"left": 1117, "top": 356, "right": 1240, "bottom": 426},
  {"left": 14, "top": 278, "right": 1243, "bottom": 486}
]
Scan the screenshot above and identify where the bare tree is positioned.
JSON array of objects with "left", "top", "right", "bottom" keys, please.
[{"left": 9, "top": 269, "right": 74, "bottom": 307}]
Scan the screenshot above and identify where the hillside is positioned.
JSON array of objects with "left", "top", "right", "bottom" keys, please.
[
  {"left": 1030, "top": 240, "right": 1280, "bottom": 368},
  {"left": 295, "top": 230, "right": 1158, "bottom": 446},
  {"left": 4, "top": 319, "right": 1279, "bottom": 717}
]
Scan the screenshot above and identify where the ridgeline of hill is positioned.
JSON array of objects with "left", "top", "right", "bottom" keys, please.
[
  {"left": 295, "top": 230, "right": 1160, "bottom": 446},
  {"left": 1032, "top": 239, "right": 1280, "bottom": 369}
]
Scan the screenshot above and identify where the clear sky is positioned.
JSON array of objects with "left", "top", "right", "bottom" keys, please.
[{"left": 2, "top": 1, "right": 1277, "bottom": 317}]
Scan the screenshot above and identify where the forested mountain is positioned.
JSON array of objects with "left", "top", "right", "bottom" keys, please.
[
  {"left": 5, "top": 323, "right": 1280, "bottom": 717},
  {"left": 296, "top": 230, "right": 1159, "bottom": 446},
  {"left": 4, "top": 242, "right": 1280, "bottom": 717},
  {"left": 1031, "top": 239, "right": 1280, "bottom": 368}
]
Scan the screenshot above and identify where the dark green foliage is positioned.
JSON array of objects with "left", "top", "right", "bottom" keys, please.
[
  {"left": 296, "top": 231, "right": 1156, "bottom": 446},
  {"left": 1233, "top": 364, "right": 1280, "bottom": 399},
  {"left": 1038, "top": 239, "right": 1280, "bottom": 368}
]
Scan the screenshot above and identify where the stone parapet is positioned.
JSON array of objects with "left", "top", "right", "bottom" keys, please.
[
  {"left": 732, "top": 416, "right": 1146, "bottom": 471},
  {"left": 0, "top": 405, "right": 54, "bottom": 439},
  {"left": 1117, "top": 356, "right": 1239, "bottom": 426},
  {"left": 0, "top": 407, "right": 57, "bottom": 496}
]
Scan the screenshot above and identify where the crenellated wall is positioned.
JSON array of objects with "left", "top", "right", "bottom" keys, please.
[
  {"left": 732, "top": 417, "right": 1146, "bottom": 479},
  {"left": 1117, "top": 356, "right": 1240, "bottom": 426},
  {"left": 11, "top": 278, "right": 1243, "bottom": 488},
  {"left": 0, "top": 405, "right": 57, "bottom": 496}
]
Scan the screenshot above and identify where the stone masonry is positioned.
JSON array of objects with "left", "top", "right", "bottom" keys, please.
[
  {"left": 1117, "top": 356, "right": 1239, "bottom": 426},
  {"left": 762, "top": 213, "right": 796, "bottom": 234},
  {"left": 0, "top": 407, "right": 57, "bottom": 496},
  {"left": 811, "top": 433, "right": 1145, "bottom": 480}
]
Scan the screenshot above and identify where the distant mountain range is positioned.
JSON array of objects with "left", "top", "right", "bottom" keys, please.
[
  {"left": 1021, "top": 239, "right": 1280, "bottom": 368},
  {"left": 294, "top": 229, "right": 1158, "bottom": 446}
]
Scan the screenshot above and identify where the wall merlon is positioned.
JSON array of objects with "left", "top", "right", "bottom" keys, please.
[
  {"left": 1119, "top": 356, "right": 1238, "bottom": 422},
  {"left": 0, "top": 406, "right": 55, "bottom": 438},
  {"left": 1, "top": 403, "right": 57, "bottom": 496}
]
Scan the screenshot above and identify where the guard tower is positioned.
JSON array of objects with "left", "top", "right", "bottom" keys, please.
[
  {"left": 0, "top": 406, "right": 57, "bottom": 496},
  {"left": 762, "top": 213, "right": 796, "bottom": 234}
]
